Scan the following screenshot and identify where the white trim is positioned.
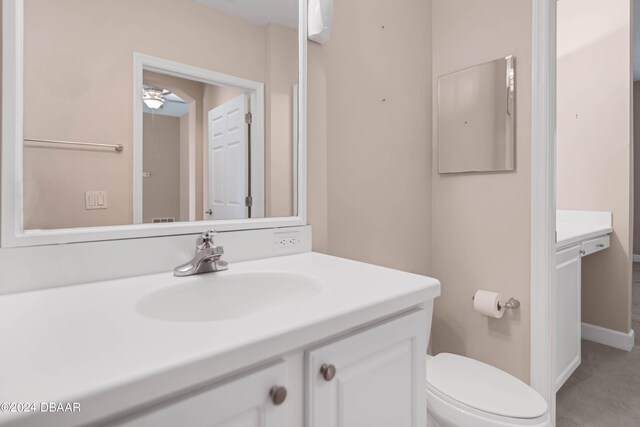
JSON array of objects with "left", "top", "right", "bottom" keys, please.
[
  {"left": 297, "top": 0, "right": 308, "bottom": 226},
  {"left": 249, "top": 90, "right": 266, "bottom": 219},
  {"left": 554, "top": 352, "right": 580, "bottom": 393},
  {"left": 132, "top": 54, "right": 144, "bottom": 224},
  {"left": 581, "top": 322, "right": 635, "bottom": 351},
  {"left": 530, "top": 0, "right": 557, "bottom": 425},
  {"left": 1, "top": 0, "right": 24, "bottom": 248},
  {"left": 633, "top": 254, "right": 640, "bottom": 263},
  {"left": 188, "top": 102, "right": 197, "bottom": 221},
  {"left": 133, "top": 54, "right": 266, "bottom": 223},
  {"left": 1, "top": 0, "right": 308, "bottom": 248},
  {"left": 292, "top": 83, "right": 299, "bottom": 216}
]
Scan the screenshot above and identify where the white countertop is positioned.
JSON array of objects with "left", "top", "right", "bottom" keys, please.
[
  {"left": 556, "top": 210, "right": 612, "bottom": 249},
  {"left": 0, "top": 252, "right": 440, "bottom": 427},
  {"left": 556, "top": 222, "right": 612, "bottom": 248}
]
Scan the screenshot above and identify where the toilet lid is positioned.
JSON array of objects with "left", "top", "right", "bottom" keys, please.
[{"left": 426, "top": 353, "right": 547, "bottom": 419}]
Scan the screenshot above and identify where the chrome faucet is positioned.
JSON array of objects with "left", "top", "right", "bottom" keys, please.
[{"left": 174, "top": 230, "right": 229, "bottom": 277}]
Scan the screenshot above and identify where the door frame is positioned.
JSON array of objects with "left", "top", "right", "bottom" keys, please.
[
  {"left": 531, "top": 0, "right": 557, "bottom": 424},
  {"left": 133, "top": 53, "right": 265, "bottom": 224}
]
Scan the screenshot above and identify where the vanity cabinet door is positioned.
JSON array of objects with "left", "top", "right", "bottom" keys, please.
[
  {"left": 555, "top": 245, "right": 582, "bottom": 391},
  {"left": 118, "top": 363, "right": 288, "bottom": 427},
  {"left": 306, "top": 310, "right": 426, "bottom": 427}
]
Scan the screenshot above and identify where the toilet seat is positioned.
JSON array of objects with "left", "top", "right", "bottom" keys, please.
[{"left": 426, "top": 354, "right": 551, "bottom": 427}]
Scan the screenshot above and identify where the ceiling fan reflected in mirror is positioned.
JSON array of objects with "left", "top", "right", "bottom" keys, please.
[{"left": 142, "top": 87, "right": 171, "bottom": 110}]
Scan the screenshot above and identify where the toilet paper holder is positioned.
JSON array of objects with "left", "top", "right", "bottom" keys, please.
[
  {"left": 498, "top": 298, "right": 521, "bottom": 310},
  {"left": 472, "top": 295, "right": 521, "bottom": 310}
]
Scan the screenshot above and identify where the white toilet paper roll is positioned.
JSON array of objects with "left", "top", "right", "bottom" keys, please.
[{"left": 473, "top": 290, "right": 504, "bottom": 319}]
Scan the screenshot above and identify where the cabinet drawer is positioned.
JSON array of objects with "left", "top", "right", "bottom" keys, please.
[
  {"left": 581, "top": 235, "right": 610, "bottom": 257},
  {"left": 117, "top": 362, "right": 288, "bottom": 427}
]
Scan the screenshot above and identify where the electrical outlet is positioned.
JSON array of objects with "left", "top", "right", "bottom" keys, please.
[{"left": 274, "top": 231, "right": 301, "bottom": 253}]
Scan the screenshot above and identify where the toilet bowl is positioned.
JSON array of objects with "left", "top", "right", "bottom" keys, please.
[{"left": 426, "top": 353, "right": 551, "bottom": 427}]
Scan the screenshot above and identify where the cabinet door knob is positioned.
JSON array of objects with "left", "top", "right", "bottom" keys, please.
[
  {"left": 269, "top": 385, "right": 287, "bottom": 405},
  {"left": 320, "top": 364, "right": 337, "bottom": 381}
]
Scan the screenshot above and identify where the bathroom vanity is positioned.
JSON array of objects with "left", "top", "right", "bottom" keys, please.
[
  {"left": 555, "top": 210, "right": 612, "bottom": 391},
  {"left": 0, "top": 1, "right": 444, "bottom": 426},
  {"left": 0, "top": 252, "right": 440, "bottom": 427}
]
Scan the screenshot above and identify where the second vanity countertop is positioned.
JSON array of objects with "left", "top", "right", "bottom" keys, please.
[
  {"left": 556, "top": 210, "right": 612, "bottom": 249},
  {"left": 0, "top": 252, "right": 440, "bottom": 426}
]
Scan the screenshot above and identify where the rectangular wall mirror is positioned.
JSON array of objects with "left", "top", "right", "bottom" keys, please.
[
  {"left": 437, "top": 55, "right": 515, "bottom": 174},
  {"left": 2, "top": 0, "right": 307, "bottom": 247}
]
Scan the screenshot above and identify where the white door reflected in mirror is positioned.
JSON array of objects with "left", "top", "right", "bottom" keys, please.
[{"left": 207, "top": 94, "right": 251, "bottom": 220}]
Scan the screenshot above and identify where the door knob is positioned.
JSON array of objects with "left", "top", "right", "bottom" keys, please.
[
  {"left": 320, "top": 364, "right": 336, "bottom": 381},
  {"left": 269, "top": 385, "right": 287, "bottom": 405},
  {"left": 205, "top": 209, "right": 213, "bottom": 216}
]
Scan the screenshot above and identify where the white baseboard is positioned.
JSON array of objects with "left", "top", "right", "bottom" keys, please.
[
  {"left": 633, "top": 254, "right": 640, "bottom": 263},
  {"left": 581, "top": 322, "right": 635, "bottom": 351}
]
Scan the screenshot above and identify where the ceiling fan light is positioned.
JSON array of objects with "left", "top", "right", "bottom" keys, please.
[
  {"left": 143, "top": 98, "right": 165, "bottom": 109},
  {"left": 142, "top": 88, "right": 166, "bottom": 110}
]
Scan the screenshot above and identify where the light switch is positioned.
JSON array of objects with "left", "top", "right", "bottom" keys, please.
[{"left": 85, "top": 191, "right": 108, "bottom": 210}]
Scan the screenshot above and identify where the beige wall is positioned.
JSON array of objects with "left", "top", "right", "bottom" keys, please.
[
  {"left": 322, "top": 0, "right": 433, "bottom": 276},
  {"left": 311, "top": 0, "right": 532, "bottom": 382},
  {"left": 203, "top": 86, "right": 244, "bottom": 112},
  {"left": 265, "top": 23, "right": 298, "bottom": 218},
  {"left": 142, "top": 114, "right": 180, "bottom": 223},
  {"left": 307, "top": 41, "right": 328, "bottom": 253},
  {"left": 635, "top": 82, "right": 640, "bottom": 255},
  {"left": 22, "top": 0, "right": 296, "bottom": 229},
  {"left": 179, "top": 112, "right": 194, "bottom": 222},
  {"left": 431, "top": 0, "right": 532, "bottom": 382},
  {"left": 557, "top": 0, "right": 633, "bottom": 334}
]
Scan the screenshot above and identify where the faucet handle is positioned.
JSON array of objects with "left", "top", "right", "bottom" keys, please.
[{"left": 196, "top": 230, "right": 217, "bottom": 250}]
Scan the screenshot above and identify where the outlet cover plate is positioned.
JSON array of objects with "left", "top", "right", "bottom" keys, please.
[{"left": 273, "top": 230, "right": 301, "bottom": 254}]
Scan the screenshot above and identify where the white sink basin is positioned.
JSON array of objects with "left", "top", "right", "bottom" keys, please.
[{"left": 136, "top": 272, "right": 323, "bottom": 322}]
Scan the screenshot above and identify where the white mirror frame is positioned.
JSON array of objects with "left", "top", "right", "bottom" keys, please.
[{"left": 1, "top": 0, "right": 308, "bottom": 248}]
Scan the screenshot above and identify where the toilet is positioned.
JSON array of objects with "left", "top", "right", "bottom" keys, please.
[{"left": 426, "top": 353, "right": 551, "bottom": 427}]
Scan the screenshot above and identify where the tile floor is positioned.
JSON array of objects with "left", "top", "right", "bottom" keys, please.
[{"left": 555, "top": 263, "right": 640, "bottom": 426}]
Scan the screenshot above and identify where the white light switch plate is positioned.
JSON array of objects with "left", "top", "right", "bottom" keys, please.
[{"left": 85, "top": 191, "right": 108, "bottom": 210}]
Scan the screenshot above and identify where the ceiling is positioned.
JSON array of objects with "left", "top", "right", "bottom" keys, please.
[{"left": 194, "top": 0, "right": 298, "bottom": 29}]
